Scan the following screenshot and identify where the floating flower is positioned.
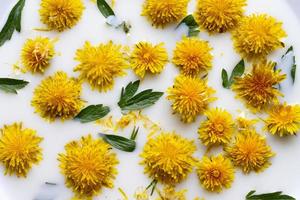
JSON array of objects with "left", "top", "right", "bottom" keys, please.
[
  {"left": 0, "top": 123, "right": 43, "bottom": 177},
  {"left": 140, "top": 132, "right": 197, "bottom": 185},
  {"left": 265, "top": 103, "right": 300, "bottom": 136},
  {"left": 198, "top": 108, "right": 234, "bottom": 146},
  {"left": 74, "top": 41, "right": 128, "bottom": 92},
  {"left": 194, "top": 0, "right": 246, "bottom": 33},
  {"left": 39, "top": 0, "right": 84, "bottom": 32},
  {"left": 156, "top": 185, "right": 187, "bottom": 200},
  {"left": 232, "top": 62, "right": 286, "bottom": 112},
  {"left": 31, "top": 71, "right": 84, "bottom": 121},
  {"left": 224, "top": 130, "right": 274, "bottom": 173},
  {"left": 130, "top": 42, "right": 168, "bottom": 78},
  {"left": 58, "top": 135, "right": 118, "bottom": 198},
  {"left": 142, "top": 0, "right": 189, "bottom": 27},
  {"left": 173, "top": 37, "right": 213, "bottom": 77},
  {"left": 21, "top": 37, "right": 55, "bottom": 73},
  {"left": 167, "top": 75, "right": 216, "bottom": 123},
  {"left": 197, "top": 154, "right": 234, "bottom": 192},
  {"left": 232, "top": 14, "right": 286, "bottom": 60}
]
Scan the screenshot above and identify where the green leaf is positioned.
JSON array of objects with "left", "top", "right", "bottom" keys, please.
[
  {"left": 176, "top": 14, "right": 200, "bottom": 37},
  {"left": 97, "top": 0, "right": 115, "bottom": 18},
  {"left": 0, "top": 78, "right": 29, "bottom": 94},
  {"left": 99, "top": 133, "right": 136, "bottom": 152},
  {"left": 285, "top": 46, "right": 296, "bottom": 84},
  {"left": 221, "top": 69, "right": 229, "bottom": 88},
  {"left": 222, "top": 59, "right": 245, "bottom": 89},
  {"left": 229, "top": 59, "right": 245, "bottom": 84},
  {"left": 130, "top": 126, "right": 139, "bottom": 140},
  {"left": 74, "top": 104, "right": 110, "bottom": 123},
  {"left": 0, "top": 0, "right": 26, "bottom": 47},
  {"left": 118, "top": 80, "right": 163, "bottom": 111},
  {"left": 245, "top": 190, "right": 295, "bottom": 200}
]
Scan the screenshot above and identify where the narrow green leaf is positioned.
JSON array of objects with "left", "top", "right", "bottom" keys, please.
[
  {"left": 245, "top": 190, "right": 295, "bottom": 200},
  {"left": 0, "top": 78, "right": 29, "bottom": 94},
  {"left": 222, "top": 59, "right": 245, "bottom": 89},
  {"left": 118, "top": 81, "right": 163, "bottom": 111},
  {"left": 0, "top": 0, "right": 26, "bottom": 47},
  {"left": 229, "top": 59, "right": 245, "bottom": 84},
  {"left": 279, "top": 46, "right": 297, "bottom": 84},
  {"left": 130, "top": 126, "right": 139, "bottom": 140},
  {"left": 221, "top": 69, "right": 229, "bottom": 88},
  {"left": 99, "top": 133, "right": 136, "bottom": 152},
  {"left": 75, "top": 104, "right": 110, "bottom": 123},
  {"left": 176, "top": 14, "right": 200, "bottom": 37},
  {"left": 97, "top": 0, "right": 115, "bottom": 18}
]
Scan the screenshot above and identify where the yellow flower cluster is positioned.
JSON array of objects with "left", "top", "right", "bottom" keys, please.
[
  {"left": 142, "top": 0, "right": 189, "bottom": 27},
  {"left": 130, "top": 42, "right": 168, "bottom": 78},
  {"left": 140, "top": 132, "right": 197, "bottom": 185},
  {"left": 173, "top": 37, "right": 213, "bottom": 77},
  {"left": 197, "top": 154, "right": 234, "bottom": 192},
  {"left": 232, "top": 14, "right": 287, "bottom": 60},
  {"left": 198, "top": 108, "right": 235, "bottom": 146},
  {"left": 225, "top": 129, "right": 274, "bottom": 173},
  {"left": 21, "top": 36, "right": 55, "bottom": 73},
  {"left": 195, "top": 0, "right": 247, "bottom": 33},
  {"left": 74, "top": 41, "right": 128, "bottom": 92},
  {"left": 58, "top": 135, "right": 118, "bottom": 198},
  {"left": 31, "top": 71, "right": 84, "bottom": 121},
  {"left": 0, "top": 123, "right": 43, "bottom": 177},
  {"left": 39, "top": 0, "right": 84, "bottom": 31},
  {"left": 167, "top": 75, "right": 216, "bottom": 123},
  {"left": 232, "top": 61, "right": 286, "bottom": 112}
]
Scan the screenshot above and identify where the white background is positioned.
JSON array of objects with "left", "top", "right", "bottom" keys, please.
[{"left": 0, "top": 0, "right": 300, "bottom": 199}]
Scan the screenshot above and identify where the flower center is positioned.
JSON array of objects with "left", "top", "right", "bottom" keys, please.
[
  {"left": 215, "top": 124, "right": 224, "bottom": 132},
  {"left": 279, "top": 110, "right": 288, "bottom": 117},
  {"left": 211, "top": 169, "right": 220, "bottom": 178}
]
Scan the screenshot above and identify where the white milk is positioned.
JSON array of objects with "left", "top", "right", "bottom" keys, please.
[{"left": 0, "top": 0, "right": 300, "bottom": 199}]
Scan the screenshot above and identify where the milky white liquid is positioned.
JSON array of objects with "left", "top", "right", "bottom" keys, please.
[{"left": 0, "top": 0, "right": 300, "bottom": 199}]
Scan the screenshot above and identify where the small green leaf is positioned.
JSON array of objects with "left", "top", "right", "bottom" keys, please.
[
  {"left": 245, "top": 190, "right": 295, "bottom": 200},
  {"left": 0, "top": 0, "right": 26, "bottom": 47},
  {"left": 130, "top": 126, "right": 139, "bottom": 140},
  {"left": 97, "top": 0, "right": 115, "bottom": 18},
  {"left": 222, "top": 59, "right": 245, "bottom": 89},
  {"left": 0, "top": 78, "right": 29, "bottom": 94},
  {"left": 75, "top": 104, "right": 110, "bottom": 123},
  {"left": 229, "top": 59, "right": 245, "bottom": 84},
  {"left": 118, "top": 80, "right": 163, "bottom": 111},
  {"left": 99, "top": 133, "right": 136, "bottom": 152},
  {"left": 177, "top": 14, "right": 200, "bottom": 37},
  {"left": 221, "top": 69, "right": 229, "bottom": 88}
]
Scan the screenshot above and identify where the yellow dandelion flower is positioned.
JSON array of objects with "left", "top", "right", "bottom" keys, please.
[
  {"left": 31, "top": 71, "right": 84, "bottom": 121},
  {"left": 140, "top": 132, "right": 197, "bottom": 185},
  {"left": 198, "top": 108, "right": 234, "bottom": 146},
  {"left": 232, "top": 61, "right": 286, "bottom": 112},
  {"left": 236, "top": 116, "right": 257, "bottom": 130},
  {"left": 194, "top": 0, "right": 246, "bottom": 33},
  {"left": 58, "top": 135, "right": 118, "bottom": 198},
  {"left": 39, "top": 0, "right": 84, "bottom": 32},
  {"left": 0, "top": 123, "right": 43, "bottom": 177},
  {"left": 232, "top": 14, "right": 286, "bottom": 60},
  {"left": 197, "top": 154, "right": 234, "bottom": 192},
  {"left": 156, "top": 185, "right": 187, "bottom": 200},
  {"left": 21, "top": 37, "right": 55, "bottom": 74},
  {"left": 265, "top": 103, "right": 300, "bottom": 136},
  {"left": 225, "top": 130, "right": 274, "bottom": 173},
  {"left": 173, "top": 37, "right": 213, "bottom": 77},
  {"left": 130, "top": 42, "right": 168, "bottom": 78},
  {"left": 142, "top": 0, "right": 189, "bottom": 27},
  {"left": 167, "top": 75, "right": 216, "bottom": 123},
  {"left": 74, "top": 41, "right": 128, "bottom": 92}
]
